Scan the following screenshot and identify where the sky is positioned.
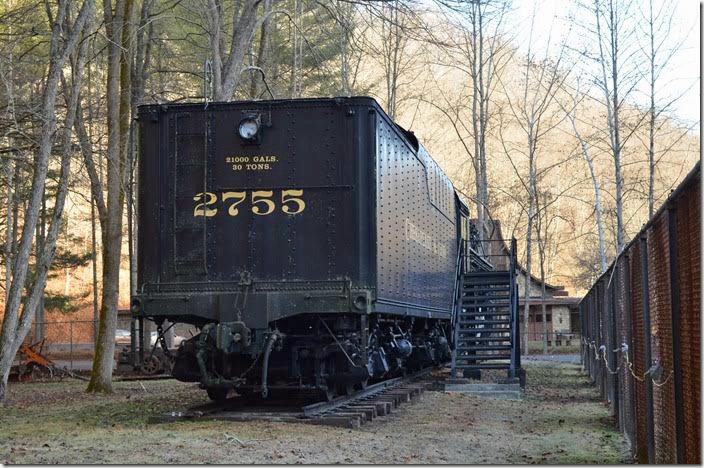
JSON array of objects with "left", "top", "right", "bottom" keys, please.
[{"left": 508, "top": 0, "right": 700, "bottom": 127}]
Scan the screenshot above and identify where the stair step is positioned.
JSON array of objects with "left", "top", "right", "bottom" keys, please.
[
  {"left": 458, "top": 345, "right": 512, "bottom": 351},
  {"left": 459, "top": 311, "right": 510, "bottom": 317},
  {"left": 457, "top": 336, "right": 511, "bottom": 342},
  {"left": 457, "top": 352, "right": 511, "bottom": 359},
  {"left": 456, "top": 327, "right": 511, "bottom": 334},
  {"left": 464, "top": 271, "right": 511, "bottom": 278},
  {"left": 455, "top": 364, "right": 511, "bottom": 370},
  {"left": 459, "top": 320, "right": 510, "bottom": 326},
  {"left": 461, "top": 299, "right": 511, "bottom": 305},
  {"left": 461, "top": 294, "right": 509, "bottom": 300},
  {"left": 462, "top": 301, "right": 511, "bottom": 309},
  {"left": 460, "top": 286, "right": 510, "bottom": 294},
  {"left": 461, "top": 279, "right": 511, "bottom": 286}
]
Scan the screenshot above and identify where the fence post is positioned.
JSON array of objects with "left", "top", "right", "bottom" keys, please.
[
  {"left": 623, "top": 253, "right": 636, "bottom": 453},
  {"left": 640, "top": 235, "right": 656, "bottom": 464},
  {"left": 598, "top": 281, "right": 606, "bottom": 400},
  {"left": 667, "top": 204, "right": 685, "bottom": 463},
  {"left": 608, "top": 265, "right": 620, "bottom": 422},
  {"left": 69, "top": 321, "right": 74, "bottom": 371}
]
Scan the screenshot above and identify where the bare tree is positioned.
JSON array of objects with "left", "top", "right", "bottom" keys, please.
[
  {"left": 575, "top": 0, "right": 641, "bottom": 253},
  {"left": 636, "top": 0, "right": 691, "bottom": 218},
  {"left": 0, "top": 0, "right": 93, "bottom": 403},
  {"left": 377, "top": 0, "right": 413, "bottom": 119},
  {"left": 202, "top": 0, "right": 267, "bottom": 101},
  {"left": 431, "top": 0, "right": 512, "bottom": 240},
  {"left": 498, "top": 4, "right": 570, "bottom": 353},
  {"left": 85, "top": 0, "right": 135, "bottom": 394},
  {"left": 561, "top": 83, "right": 608, "bottom": 274}
]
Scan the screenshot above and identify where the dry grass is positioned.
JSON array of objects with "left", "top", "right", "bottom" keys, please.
[{"left": 0, "top": 361, "right": 630, "bottom": 464}]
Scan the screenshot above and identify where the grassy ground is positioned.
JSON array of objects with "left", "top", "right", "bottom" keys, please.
[{"left": 0, "top": 360, "right": 630, "bottom": 464}]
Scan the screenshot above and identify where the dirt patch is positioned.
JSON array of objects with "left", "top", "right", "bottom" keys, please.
[{"left": 0, "top": 361, "right": 631, "bottom": 464}]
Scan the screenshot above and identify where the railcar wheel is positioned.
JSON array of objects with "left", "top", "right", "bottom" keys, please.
[
  {"left": 206, "top": 387, "right": 229, "bottom": 403},
  {"left": 140, "top": 355, "right": 162, "bottom": 375},
  {"left": 356, "top": 378, "right": 369, "bottom": 390}
]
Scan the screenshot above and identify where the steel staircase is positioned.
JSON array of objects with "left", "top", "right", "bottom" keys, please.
[{"left": 451, "top": 237, "right": 521, "bottom": 381}]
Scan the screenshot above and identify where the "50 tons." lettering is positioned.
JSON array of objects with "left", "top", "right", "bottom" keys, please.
[{"left": 193, "top": 189, "right": 306, "bottom": 217}]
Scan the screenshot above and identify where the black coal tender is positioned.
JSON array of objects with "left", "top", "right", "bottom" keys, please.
[{"left": 132, "top": 97, "right": 471, "bottom": 401}]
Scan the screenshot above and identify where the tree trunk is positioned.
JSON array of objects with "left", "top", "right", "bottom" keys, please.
[
  {"left": 523, "top": 136, "right": 536, "bottom": 355},
  {"left": 647, "top": 0, "right": 656, "bottom": 218},
  {"left": 4, "top": 156, "right": 15, "bottom": 305},
  {"left": 91, "top": 200, "right": 99, "bottom": 343},
  {"left": 594, "top": 0, "right": 624, "bottom": 252},
  {"left": 570, "top": 106, "right": 607, "bottom": 273},
  {"left": 87, "top": 0, "right": 133, "bottom": 394}
]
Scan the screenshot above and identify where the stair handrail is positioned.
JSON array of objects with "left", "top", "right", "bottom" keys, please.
[
  {"left": 509, "top": 237, "right": 521, "bottom": 378},
  {"left": 450, "top": 239, "right": 465, "bottom": 331},
  {"left": 450, "top": 238, "right": 464, "bottom": 377}
]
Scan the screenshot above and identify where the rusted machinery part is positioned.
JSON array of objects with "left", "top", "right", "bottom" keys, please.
[
  {"left": 141, "top": 355, "right": 163, "bottom": 375},
  {"left": 19, "top": 339, "right": 54, "bottom": 368}
]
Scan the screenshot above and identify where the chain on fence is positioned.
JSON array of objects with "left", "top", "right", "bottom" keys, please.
[{"left": 579, "top": 163, "right": 700, "bottom": 464}]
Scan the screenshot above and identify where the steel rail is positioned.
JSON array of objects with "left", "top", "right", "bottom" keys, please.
[{"left": 301, "top": 366, "right": 435, "bottom": 418}]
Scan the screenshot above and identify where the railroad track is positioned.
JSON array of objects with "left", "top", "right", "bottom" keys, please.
[{"left": 148, "top": 367, "right": 439, "bottom": 428}]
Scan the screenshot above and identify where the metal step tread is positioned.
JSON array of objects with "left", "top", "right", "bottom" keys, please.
[
  {"left": 459, "top": 320, "right": 510, "bottom": 325},
  {"left": 456, "top": 354, "right": 512, "bottom": 361},
  {"left": 456, "top": 328, "right": 512, "bottom": 334},
  {"left": 464, "top": 271, "right": 511, "bottom": 277},
  {"left": 459, "top": 312, "right": 511, "bottom": 318},
  {"left": 458, "top": 345, "right": 512, "bottom": 351},
  {"left": 461, "top": 298, "right": 511, "bottom": 304},
  {"left": 461, "top": 279, "right": 511, "bottom": 286},
  {"left": 461, "top": 303, "right": 511, "bottom": 309},
  {"left": 456, "top": 336, "right": 511, "bottom": 342},
  {"left": 455, "top": 364, "right": 511, "bottom": 370},
  {"left": 460, "top": 286, "right": 510, "bottom": 294}
]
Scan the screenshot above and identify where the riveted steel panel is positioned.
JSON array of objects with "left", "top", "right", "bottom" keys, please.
[
  {"left": 375, "top": 117, "right": 457, "bottom": 317},
  {"left": 136, "top": 97, "right": 459, "bottom": 324}
]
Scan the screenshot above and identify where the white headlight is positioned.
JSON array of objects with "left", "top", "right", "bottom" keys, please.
[{"left": 239, "top": 118, "right": 259, "bottom": 139}]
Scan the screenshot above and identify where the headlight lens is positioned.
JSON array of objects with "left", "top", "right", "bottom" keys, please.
[{"left": 239, "top": 118, "right": 259, "bottom": 140}]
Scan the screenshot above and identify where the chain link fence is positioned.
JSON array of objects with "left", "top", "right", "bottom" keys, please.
[
  {"left": 21, "top": 320, "right": 98, "bottom": 371},
  {"left": 580, "top": 163, "right": 700, "bottom": 464}
]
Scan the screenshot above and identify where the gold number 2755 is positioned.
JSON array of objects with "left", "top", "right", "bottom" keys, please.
[{"left": 193, "top": 189, "right": 306, "bottom": 217}]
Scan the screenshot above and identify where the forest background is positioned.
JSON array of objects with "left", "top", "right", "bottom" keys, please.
[{"left": 0, "top": 0, "right": 699, "bottom": 397}]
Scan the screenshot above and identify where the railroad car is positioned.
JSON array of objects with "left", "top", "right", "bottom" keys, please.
[{"left": 132, "top": 97, "right": 470, "bottom": 401}]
